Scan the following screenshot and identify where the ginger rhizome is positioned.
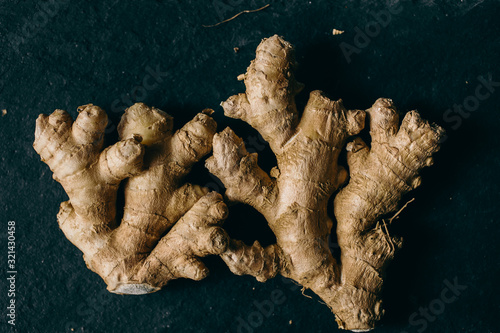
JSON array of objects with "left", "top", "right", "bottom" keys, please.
[
  {"left": 34, "top": 35, "right": 444, "bottom": 331},
  {"left": 206, "top": 35, "right": 444, "bottom": 331},
  {"left": 34, "top": 103, "right": 229, "bottom": 294}
]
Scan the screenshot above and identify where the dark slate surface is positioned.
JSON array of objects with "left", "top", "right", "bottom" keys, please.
[{"left": 1, "top": 1, "right": 499, "bottom": 332}]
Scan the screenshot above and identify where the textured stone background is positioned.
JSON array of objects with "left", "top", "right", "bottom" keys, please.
[{"left": 0, "top": 0, "right": 499, "bottom": 332}]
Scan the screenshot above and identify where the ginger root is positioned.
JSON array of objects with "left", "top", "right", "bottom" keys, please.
[
  {"left": 34, "top": 103, "right": 229, "bottom": 294},
  {"left": 33, "top": 35, "right": 444, "bottom": 331},
  {"left": 206, "top": 35, "right": 444, "bottom": 330}
]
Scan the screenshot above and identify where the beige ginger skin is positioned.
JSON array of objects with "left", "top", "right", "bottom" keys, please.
[
  {"left": 206, "top": 35, "right": 444, "bottom": 331},
  {"left": 33, "top": 35, "right": 444, "bottom": 331},
  {"left": 34, "top": 103, "right": 229, "bottom": 294}
]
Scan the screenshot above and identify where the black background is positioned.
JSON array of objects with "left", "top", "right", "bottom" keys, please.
[{"left": 1, "top": 0, "right": 499, "bottom": 332}]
